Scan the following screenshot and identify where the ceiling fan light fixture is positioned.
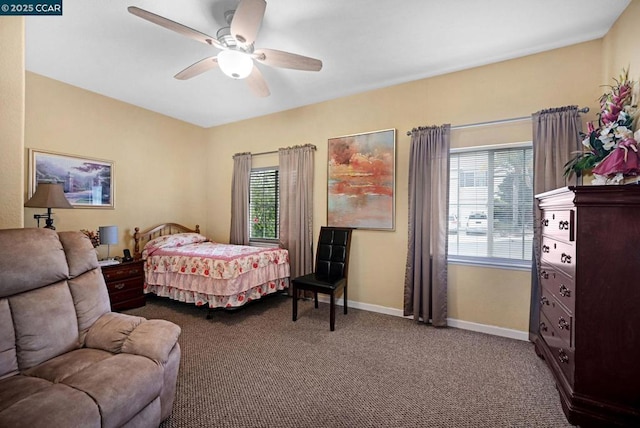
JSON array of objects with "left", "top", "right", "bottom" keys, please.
[{"left": 217, "top": 50, "right": 253, "bottom": 79}]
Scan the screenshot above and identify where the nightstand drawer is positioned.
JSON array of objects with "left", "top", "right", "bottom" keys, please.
[
  {"left": 102, "top": 264, "right": 144, "bottom": 281},
  {"left": 101, "top": 260, "right": 145, "bottom": 311},
  {"left": 106, "top": 276, "right": 142, "bottom": 295}
]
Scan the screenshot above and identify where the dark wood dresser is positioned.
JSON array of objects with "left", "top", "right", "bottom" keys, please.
[
  {"left": 100, "top": 260, "right": 146, "bottom": 311},
  {"left": 535, "top": 185, "right": 640, "bottom": 427}
]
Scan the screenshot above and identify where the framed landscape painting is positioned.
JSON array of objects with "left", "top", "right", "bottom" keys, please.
[
  {"left": 327, "top": 128, "right": 396, "bottom": 230},
  {"left": 29, "top": 149, "right": 115, "bottom": 208}
]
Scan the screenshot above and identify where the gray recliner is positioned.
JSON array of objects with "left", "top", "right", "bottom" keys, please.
[{"left": 0, "top": 228, "right": 181, "bottom": 428}]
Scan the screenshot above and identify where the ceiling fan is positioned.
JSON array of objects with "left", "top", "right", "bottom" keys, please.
[{"left": 128, "top": 0, "right": 323, "bottom": 97}]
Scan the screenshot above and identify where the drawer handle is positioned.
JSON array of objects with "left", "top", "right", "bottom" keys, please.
[
  {"left": 541, "top": 219, "right": 549, "bottom": 227},
  {"left": 540, "top": 296, "right": 549, "bottom": 306},
  {"left": 114, "top": 283, "right": 125, "bottom": 290},
  {"left": 539, "top": 322, "right": 548, "bottom": 332},
  {"left": 128, "top": 269, "right": 139, "bottom": 275},
  {"left": 542, "top": 245, "right": 550, "bottom": 253},
  {"left": 560, "top": 253, "right": 572, "bottom": 264},
  {"left": 558, "top": 317, "right": 570, "bottom": 330},
  {"left": 559, "top": 284, "right": 571, "bottom": 298},
  {"left": 558, "top": 220, "right": 570, "bottom": 230},
  {"left": 558, "top": 349, "right": 569, "bottom": 364},
  {"left": 541, "top": 270, "right": 549, "bottom": 280}
]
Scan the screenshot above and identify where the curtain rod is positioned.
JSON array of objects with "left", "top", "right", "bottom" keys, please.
[
  {"left": 232, "top": 144, "right": 317, "bottom": 159},
  {"left": 252, "top": 150, "right": 279, "bottom": 156},
  {"left": 405, "top": 107, "right": 590, "bottom": 136}
]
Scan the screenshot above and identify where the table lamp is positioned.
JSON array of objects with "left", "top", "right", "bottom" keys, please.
[
  {"left": 24, "top": 182, "right": 73, "bottom": 230},
  {"left": 98, "top": 225, "right": 118, "bottom": 260}
]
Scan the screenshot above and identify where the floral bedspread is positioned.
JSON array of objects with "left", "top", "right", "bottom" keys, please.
[{"left": 142, "top": 233, "right": 290, "bottom": 308}]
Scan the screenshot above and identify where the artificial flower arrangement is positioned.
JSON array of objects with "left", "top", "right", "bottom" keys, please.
[
  {"left": 81, "top": 229, "right": 100, "bottom": 248},
  {"left": 564, "top": 68, "right": 640, "bottom": 183}
]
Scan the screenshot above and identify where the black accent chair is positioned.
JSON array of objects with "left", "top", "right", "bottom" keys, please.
[{"left": 292, "top": 227, "right": 353, "bottom": 331}]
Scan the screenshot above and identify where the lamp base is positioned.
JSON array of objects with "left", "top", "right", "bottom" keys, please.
[{"left": 33, "top": 209, "right": 55, "bottom": 230}]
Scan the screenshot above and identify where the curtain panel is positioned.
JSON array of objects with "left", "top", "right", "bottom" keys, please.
[
  {"left": 279, "top": 144, "right": 316, "bottom": 281},
  {"left": 529, "top": 106, "right": 582, "bottom": 342},
  {"left": 229, "top": 152, "right": 252, "bottom": 245},
  {"left": 404, "top": 124, "right": 450, "bottom": 326}
]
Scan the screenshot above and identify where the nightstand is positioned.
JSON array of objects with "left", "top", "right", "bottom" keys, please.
[{"left": 100, "top": 259, "right": 146, "bottom": 311}]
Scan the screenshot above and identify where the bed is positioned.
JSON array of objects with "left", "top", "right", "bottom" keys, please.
[{"left": 133, "top": 223, "right": 290, "bottom": 312}]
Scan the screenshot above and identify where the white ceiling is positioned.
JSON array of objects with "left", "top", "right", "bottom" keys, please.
[{"left": 25, "top": 0, "right": 630, "bottom": 128}]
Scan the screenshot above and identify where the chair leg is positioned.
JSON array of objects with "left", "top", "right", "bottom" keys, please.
[
  {"left": 343, "top": 285, "right": 348, "bottom": 314},
  {"left": 330, "top": 292, "right": 335, "bottom": 331},
  {"left": 292, "top": 285, "right": 298, "bottom": 322},
  {"left": 314, "top": 292, "right": 318, "bottom": 308}
]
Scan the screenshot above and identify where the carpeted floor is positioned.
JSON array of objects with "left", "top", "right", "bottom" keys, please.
[{"left": 125, "top": 294, "right": 573, "bottom": 428}]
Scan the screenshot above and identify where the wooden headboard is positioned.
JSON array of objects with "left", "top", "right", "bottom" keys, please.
[{"left": 133, "top": 223, "right": 200, "bottom": 259}]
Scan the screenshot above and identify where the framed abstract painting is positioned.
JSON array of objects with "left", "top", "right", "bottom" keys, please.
[
  {"left": 327, "top": 128, "right": 396, "bottom": 230},
  {"left": 28, "top": 149, "right": 115, "bottom": 208}
]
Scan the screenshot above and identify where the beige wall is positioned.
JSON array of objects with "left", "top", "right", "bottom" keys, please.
[
  {"left": 0, "top": 17, "right": 25, "bottom": 229},
  {"left": 603, "top": 0, "right": 640, "bottom": 84},
  {"left": 24, "top": 73, "right": 209, "bottom": 258},
  {"left": 206, "top": 40, "right": 603, "bottom": 332},
  {"left": 4, "top": 2, "right": 636, "bottom": 333}
]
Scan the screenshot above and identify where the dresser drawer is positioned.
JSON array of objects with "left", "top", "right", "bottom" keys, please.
[
  {"left": 540, "top": 266, "right": 575, "bottom": 313},
  {"left": 541, "top": 210, "right": 574, "bottom": 242},
  {"left": 541, "top": 237, "right": 575, "bottom": 279},
  {"left": 102, "top": 264, "right": 144, "bottom": 281},
  {"left": 540, "top": 291, "right": 573, "bottom": 347},
  {"left": 540, "top": 312, "right": 575, "bottom": 387}
]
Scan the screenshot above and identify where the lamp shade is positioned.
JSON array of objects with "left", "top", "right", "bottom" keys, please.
[
  {"left": 217, "top": 50, "right": 253, "bottom": 79},
  {"left": 99, "top": 226, "right": 119, "bottom": 245},
  {"left": 25, "top": 182, "right": 73, "bottom": 209}
]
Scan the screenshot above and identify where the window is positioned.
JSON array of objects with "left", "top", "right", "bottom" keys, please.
[
  {"left": 448, "top": 143, "right": 533, "bottom": 269},
  {"left": 249, "top": 168, "right": 279, "bottom": 241}
]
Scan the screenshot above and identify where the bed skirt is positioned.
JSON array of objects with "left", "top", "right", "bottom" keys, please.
[{"left": 144, "top": 277, "right": 289, "bottom": 308}]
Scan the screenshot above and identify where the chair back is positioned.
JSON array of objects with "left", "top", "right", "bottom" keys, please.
[{"left": 315, "top": 227, "right": 353, "bottom": 280}]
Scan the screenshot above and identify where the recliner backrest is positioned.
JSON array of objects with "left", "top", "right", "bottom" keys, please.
[
  {"left": 0, "top": 228, "right": 111, "bottom": 377},
  {"left": 315, "top": 227, "right": 352, "bottom": 280}
]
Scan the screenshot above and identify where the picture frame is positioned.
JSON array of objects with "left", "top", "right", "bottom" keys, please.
[
  {"left": 28, "top": 149, "right": 115, "bottom": 208},
  {"left": 327, "top": 128, "right": 396, "bottom": 230}
]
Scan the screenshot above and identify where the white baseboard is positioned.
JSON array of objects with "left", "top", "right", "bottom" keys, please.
[
  {"left": 445, "top": 318, "right": 529, "bottom": 341},
  {"left": 316, "top": 295, "right": 529, "bottom": 342}
]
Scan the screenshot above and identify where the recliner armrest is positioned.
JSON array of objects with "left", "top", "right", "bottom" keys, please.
[
  {"left": 84, "top": 312, "right": 181, "bottom": 364},
  {"left": 122, "top": 319, "right": 181, "bottom": 364}
]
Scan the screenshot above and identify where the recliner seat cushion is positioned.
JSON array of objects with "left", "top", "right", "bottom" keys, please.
[
  {"left": 0, "top": 382, "right": 101, "bottom": 428},
  {"left": 24, "top": 348, "right": 112, "bottom": 383},
  {"left": 0, "top": 375, "right": 52, "bottom": 412},
  {"left": 62, "top": 353, "right": 163, "bottom": 428}
]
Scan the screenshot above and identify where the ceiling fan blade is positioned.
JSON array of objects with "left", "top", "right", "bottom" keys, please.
[
  {"left": 230, "top": 0, "right": 266, "bottom": 45},
  {"left": 246, "top": 65, "right": 270, "bottom": 97},
  {"left": 174, "top": 57, "right": 219, "bottom": 80},
  {"left": 254, "top": 48, "right": 322, "bottom": 72},
  {"left": 128, "top": 6, "right": 223, "bottom": 49}
]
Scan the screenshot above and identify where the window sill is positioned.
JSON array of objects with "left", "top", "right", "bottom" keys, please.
[
  {"left": 447, "top": 256, "right": 531, "bottom": 271},
  {"left": 249, "top": 240, "right": 280, "bottom": 248}
]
